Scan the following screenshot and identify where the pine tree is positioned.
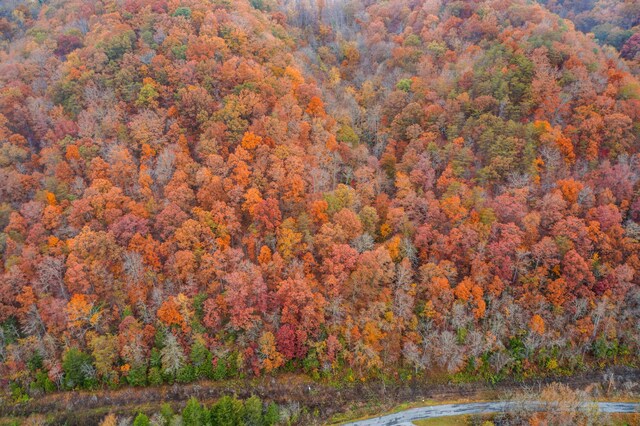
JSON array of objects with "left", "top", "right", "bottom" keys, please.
[
  {"left": 242, "top": 395, "right": 263, "bottom": 426},
  {"left": 182, "top": 397, "right": 206, "bottom": 426},
  {"left": 132, "top": 413, "right": 150, "bottom": 426}
]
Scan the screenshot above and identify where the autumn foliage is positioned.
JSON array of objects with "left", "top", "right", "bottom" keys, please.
[{"left": 0, "top": 0, "right": 639, "bottom": 399}]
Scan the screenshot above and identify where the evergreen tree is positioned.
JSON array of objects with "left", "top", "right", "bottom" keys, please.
[
  {"left": 132, "top": 412, "right": 150, "bottom": 426},
  {"left": 211, "top": 395, "right": 243, "bottom": 426},
  {"left": 264, "top": 402, "right": 280, "bottom": 426},
  {"left": 182, "top": 397, "right": 206, "bottom": 426},
  {"left": 62, "top": 348, "right": 96, "bottom": 389},
  {"left": 243, "top": 395, "right": 263, "bottom": 426}
]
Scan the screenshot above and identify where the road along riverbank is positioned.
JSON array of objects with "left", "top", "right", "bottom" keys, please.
[{"left": 345, "top": 401, "right": 640, "bottom": 425}]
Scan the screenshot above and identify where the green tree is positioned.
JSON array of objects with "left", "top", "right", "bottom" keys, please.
[
  {"left": 125, "top": 365, "right": 148, "bottom": 387},
  {"left": 264, "top": 402, "right": 280, "bottom": 426},
  {"left": 396, "top": 78, "right": 412, "bottom": 92},
  {"left": 182, "top": 397, "right": 206, "bottom": 426},
  {"left": 172, "top": 7, "right": 192, "bottom": 18},
  {"left": 190, "top": 340, "right": 214, "bottom": 379},
  {"left": 243, "top": 395, "right": 263, "bottom": 426},
  {"left": 62, "top": 348, "right": 96, "bottom": 389},
  {"left": 136, "top": 83, "right": 159, "bottom": 108},
  {"left": 133, "top": 412, "right": 150, "bottom": 426},
  {"left": 160, "top": 403, "right": 174, "bottom": 425},
  {"left": 30, "top": 371, "right": 56, "bottom": 393},
  {"left": 102, "top": 30, "right": 135, "bottom": 61},
  {"left": 147, "top": 367, "right": 163, "bottom": 386},
  {"left": 210, "top": 395, "right": 243, "bottom": 426},
  {"left": 89, "top": 334, "right": 118, "bottom": 381}
]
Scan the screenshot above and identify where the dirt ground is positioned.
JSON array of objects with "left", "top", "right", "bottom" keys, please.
[{"left": 2, "top": 367, "right": 639, "bottom": 425}]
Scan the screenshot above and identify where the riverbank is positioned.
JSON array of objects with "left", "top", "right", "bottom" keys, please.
[
  {"left": 2, "top": 368, "right": 640, "bottom": 425},
  {"left": 342, "top": 401, "right": 640, "bottom": 425}
]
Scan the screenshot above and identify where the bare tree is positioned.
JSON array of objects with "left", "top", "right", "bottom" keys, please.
[
  {"left": 161, "top": 332, "right": 185, "bottom": 376},
  {"left": 37, "top": 256, "right": 67, "bottom": 300},
  {"left": 123, "top": 251, "right": 144, "bottom": 284}
]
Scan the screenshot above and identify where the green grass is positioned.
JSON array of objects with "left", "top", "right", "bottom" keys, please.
[{"left": 413, "top": 415, "right": 470, "bottom": 425}]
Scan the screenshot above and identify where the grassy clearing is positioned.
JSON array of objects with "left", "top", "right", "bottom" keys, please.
[{"left": 412, "top": 415, "right": 471, "bottom": 425}]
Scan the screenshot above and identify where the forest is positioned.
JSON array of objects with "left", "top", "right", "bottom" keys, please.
[{"left": 0, "top": 0, "right": 639, "bottom": 414}]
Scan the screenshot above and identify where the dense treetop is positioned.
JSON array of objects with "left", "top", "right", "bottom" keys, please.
[{"left": 0, "top": 0, "right": 639, "bottom": 398}]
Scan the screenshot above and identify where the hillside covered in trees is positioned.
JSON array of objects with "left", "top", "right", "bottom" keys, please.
[
  {"left": 538, "top": 0, "right": 640, "bottom": 75},
  {"left": 0, "top": 0, "right": 639, "bottom": 405}
]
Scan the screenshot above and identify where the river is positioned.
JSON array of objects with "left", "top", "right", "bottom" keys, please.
[{"left": 345, "top": 401, "right": 640, "bottom": 425}]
